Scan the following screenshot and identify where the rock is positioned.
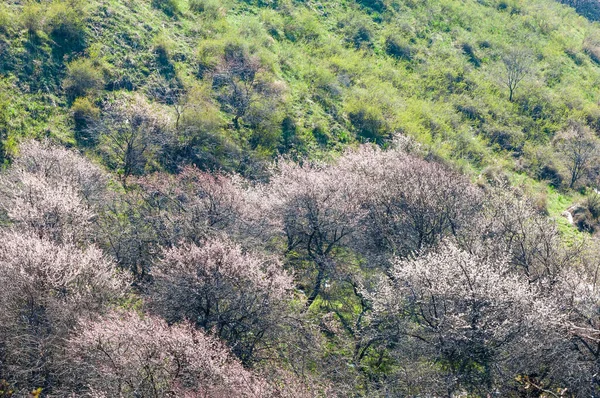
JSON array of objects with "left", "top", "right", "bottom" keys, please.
[{"left": 562, "top": 210, "right": 574, "bottom": 225}]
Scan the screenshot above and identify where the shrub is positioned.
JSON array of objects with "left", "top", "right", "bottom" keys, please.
[
  {"left": 46, "top": 0, "right": 87, "bottom": 54},
  {"left": 350, "top": 24, "right": 372, "bottom": 49},
  {"left": 151, "top": 0, "right": 181, "bottom": 16},
  {"left": 585, "top": 191, "right": 600, "bottom": 219},
  {"left": 0, "top": 5, "right": 12, "bottom": 35},
  {"left": 196, "top": 40, "right": 222, "bottom": 78},
  {"left": 483, "top": 125, "right": 525, "bottom": 152},
  {"left": 584, "top": 33, "right": 600, "bottom": 64},
  {"left": 189, "top": 0, "right": 223, "bottom": 18},
  {"left": 565, "top": 47, "right": 584, "bottom": 65},
  {"left": 456, "top": 103, "right": 484, "bottom": 122},
  {"left": 260, "top": 9, "right": 284, "bottom": 38},
  {"left": 357, "top": 0, "right": 386, "bottom": 12},
  {"left": 571, "top": 204, "right": 597, "bottom": 232},
  {"left": 71, "top": 97, "right": 99, "bottom": 145},
  {"left": 479, "top": 165, "right": 511, "bottom": 187},
  {"left": 539, "top": 163, "right": 563, "bottom": 188},
  {"left": 63, "top": 58, "right": 104, "bottom": 101},
  {"left": 461, "top": 42, "right": 481, "bottom": 67},
  {"left": 347, "top": 104, "right": 389, "bottom": 145},
  {"left": 339, "top": 13, "right": 374, "bottom": 49},
  {"left": 312, "top": 124, "right": 330, "bottom": 146},
  {"left": 152, "top": 33, "right": 175, "bottom": 65},
  {"left": 385, "top": 35, "right": 413, "bottom": 61},
  {"left": 284, "top": 11, "right": 321, "bottom": 43},
  {"left": 20, "top": 2, "right": 46, "bottom": 38}
]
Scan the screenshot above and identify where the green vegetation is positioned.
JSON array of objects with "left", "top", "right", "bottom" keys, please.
[
  {"left": 0, "top": 0, "right": 599, "bottom": 232},
  {"left": 0, "top": 0, "right": 594, "bottom": 176},
  {"left": 1, "top": 0, "right": 600, "bottom": 235},
  {"left": 4, "top": 0, "right": 600, "bottom": 394}
]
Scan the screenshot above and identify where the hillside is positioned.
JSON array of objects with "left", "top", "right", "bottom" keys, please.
[
  {"left": 1, "top": 0, "right": 600, "bottom": 396},
  {"left": 0, "top": 0, "right": 599, "bottom": 179}
]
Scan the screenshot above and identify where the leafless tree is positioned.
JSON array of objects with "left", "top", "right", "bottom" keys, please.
[
  {"left": 93, "top": 94, "right": 171, "bottom": 183},
  {"left": 502, "top": 48, "right": 533, "bottom": 102},
  {"left": 554, "top": 121, "right": 600, "bottom": 189}
]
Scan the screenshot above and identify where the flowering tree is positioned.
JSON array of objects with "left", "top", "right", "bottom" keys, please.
[
  {"left": 134, "top": 166, "right": 245, "bottom": 246},
  {"left": 0, "top": 231, "right": 127, "bottom": 395},
  {"left": 265, "top": 158, "right": 365, "bottom": 308},
  {"left": 551, "top": 254, "right": 600, "bottom": 395},
  {"left": 149, "top": 238, "right": 294, "bottom": 365},
  {"left": 367, "top": 243, "right": 556, "bottom": 395},
  {"left": 469, "top": 187, "right": 579, "bottom": 291},
  {"left": 337, "top": 145, "right": 483, "bottom": 263},
  {"left": 97, "top": 166, "right": 249, "bottom": 278},
  {"left": 0, "top": 140, "right": 108, "bottom": 244},
  {"left": 68, "top": 311, "right": 270, "bottom": 398}
]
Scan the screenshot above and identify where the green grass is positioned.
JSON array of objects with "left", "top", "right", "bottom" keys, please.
[
  {"left": 1, "top": 0, "right": 600, "bottom": 184},
  {"left": 546, "top": 185, "right": 583, "bottom": 242}
]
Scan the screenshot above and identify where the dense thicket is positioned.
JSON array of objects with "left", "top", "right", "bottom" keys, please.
[{"left": 0, "top": 140, "right": 598, "bottom": 396}]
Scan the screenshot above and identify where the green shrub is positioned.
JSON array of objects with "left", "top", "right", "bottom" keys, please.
[
  {"left": 284, "top": 11, "right": 321, "bottom": 42},
  {"left": 189, "top": 0, "right": 223, "bottom": 18},
  {"left": 21, "top": 2, "right": 46, "bottom": 38},
  {"left": 385, "top": 35, "right": 412, "bottom": 61},
  {"left": 153, "top": 33, "right": 175, "bottom": 65},
  {"left": 260, "top": 9, "right": 284, "bottom": 39},
  {"left": 565, "top": 47, "right": 584, "bottom": 65},
  {"left": 478, "top": 165, "right": 510, "bottom": 187},
  {"left": 196, "top": 40, "right": 222, "bottom": 78},
  {"left": 312, "top": 124, "right": 330, "bottom": 146},
  {"left": 63, "top": 58, "right": 104, "bottom": 101},
  {"left": 460, "top": 42, "right": 481, "bottom": 67},
  {"left": 571, "top": 203, "right": 597, "bottom": 233},
  {"left": 71, "top": 97, "right": 99, "bottom": 146},
  {"left": 586, "top": 191, "right": 600, "bottom": 219},
  {"left": 0, "top": 5, "right": 13, "bottom": 35},
  {"left": 523, "top": 144, "right": 564, "bottom": 188},
  {"left": 341, "top": 17, "right": 374, "bottom": 49},
  {"left": 46, "top": 0, "right": 87, "bottom": 54},
  {"left": 357, "top": 0, "right": 386, "bottom": 13},
  {"left": 152, "top": 0, "right": 181, "bottom": 16},
  {"left": 347, "top": 105, "right": 389, "bottom": 145},
  {"left": 279, "top": 116, "right": 298, "bottom": 153},
  {"left": 483, "top": 125, "right": 525, "bottom": 152},
  {"left": 584, "top": 33, "right": 600, "bottom": 64}
]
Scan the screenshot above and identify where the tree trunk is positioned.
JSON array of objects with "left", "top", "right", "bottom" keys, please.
[{"left": 305, "top": 264, "right": 325, "bottom": 309}]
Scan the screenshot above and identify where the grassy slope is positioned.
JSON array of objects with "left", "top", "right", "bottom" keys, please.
[{"left": 0, "top": 0, "right": 599, "bottom": 228}]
